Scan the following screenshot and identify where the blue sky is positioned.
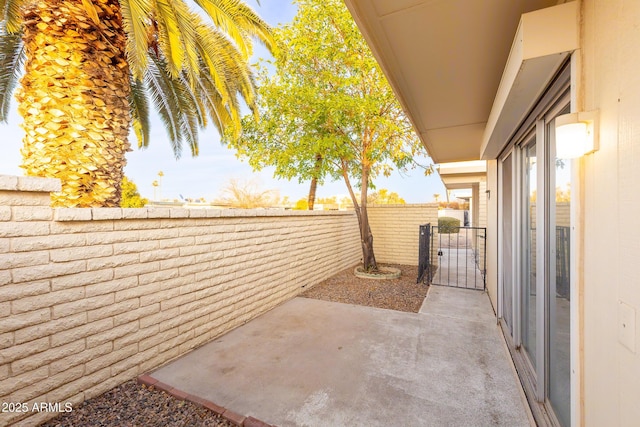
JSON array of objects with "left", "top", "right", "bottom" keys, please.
[{"left": 0, "top": 0, "right": 446, "bottom": 203}]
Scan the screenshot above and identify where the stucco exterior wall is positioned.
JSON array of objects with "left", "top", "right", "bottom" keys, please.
[
  {"left": 581, "top": 0, "right": 640, "bottom": 424},
  {"left": 367, "top": 204, "right": 438, "bottom": 266},
  {"left": 0, "top": 176, "right": 361, "bottom": 426}
]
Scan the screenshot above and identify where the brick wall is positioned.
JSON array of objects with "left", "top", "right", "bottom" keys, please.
[
  {"left": 0, "top": 176, "right": 361, "bottom": 426},
  {"left": 367, "top": 204, "right": 439, "bottom": 266}
]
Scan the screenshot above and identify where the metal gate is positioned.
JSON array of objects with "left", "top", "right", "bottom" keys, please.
[
  {"left": 418, "top": 225, "right": 487, "bottom": 290},
  {"left": 417, "top": 224, "right": 431, "bottom": 284}
]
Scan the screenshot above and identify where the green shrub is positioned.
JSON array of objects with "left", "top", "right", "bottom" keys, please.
[{"left": 438, "top": 216, "right": 460, "bottom": 234}]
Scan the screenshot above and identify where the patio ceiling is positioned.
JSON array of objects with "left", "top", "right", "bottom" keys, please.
[{"left": 343, "top": 0, "right": 560, "bottom": 164}]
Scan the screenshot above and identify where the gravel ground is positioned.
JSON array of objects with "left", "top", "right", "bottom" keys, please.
[
  {"left": 300, "top": 264, "right": 428, "bottom": 313},
  {"left": 40, "top": 380, "right": 234, "bottom": 427},
  {"left": 40, "top": 264, "right": 427, "bottom": 426}
]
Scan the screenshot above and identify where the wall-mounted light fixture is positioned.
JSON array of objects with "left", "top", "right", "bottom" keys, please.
[{"left": 555, "top": 110, "right": 599, "bottom": 159}]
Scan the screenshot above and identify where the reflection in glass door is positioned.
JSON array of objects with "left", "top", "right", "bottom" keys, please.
[
  {"left": 521, "top": 139, "right": 537, "bottom": 371},
  {"left": 548, "top": 113, "right": 571, "bottom": 427}
]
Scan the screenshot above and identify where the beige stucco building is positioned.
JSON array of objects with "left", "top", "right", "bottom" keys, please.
[{"left": 343, "top": 0, "right": 640, "bottom": 425}]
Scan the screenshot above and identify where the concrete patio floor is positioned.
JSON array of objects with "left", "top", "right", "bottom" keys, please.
[{"left": 150, "top": 286, "right": 533, "bottom": 426}]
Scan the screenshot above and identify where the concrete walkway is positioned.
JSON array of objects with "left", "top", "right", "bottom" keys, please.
[
  {"left": 433, "top": 248, "right": 485, "bottom": 289},
  {"left": 150, "top": 286, "right": 533, "bottom": 427}
]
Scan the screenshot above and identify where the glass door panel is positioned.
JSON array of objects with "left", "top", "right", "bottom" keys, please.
[
  {"left": 521, "top": 140, "right": 538, "bottom": 370},
  {"left": 548, "top": 116, "right": 572, "bottom": 427},
  {"left": 501, "top": 153, "right": 514, "bottom": 334}
]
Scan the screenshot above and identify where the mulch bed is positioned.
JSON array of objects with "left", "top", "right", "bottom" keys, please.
[
  {"left": 39, "top": 264, "right": 427, "bottom": 426},
  {"left": 300, "top": 264, "right": 428, "bottom": 313}
]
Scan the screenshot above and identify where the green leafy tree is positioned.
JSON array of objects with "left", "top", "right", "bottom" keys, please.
[
  {"left": 120, "top": 176, "right": 148, "bottom": 208},
  {"left": 367, "top": 189, "right": 406, "bottom": 205},
  {"left": 0, "top": 0, "right": 274, "bottom": 207},
  {"left": 228, "top": 0, "right": 426, "bottom": 271}
]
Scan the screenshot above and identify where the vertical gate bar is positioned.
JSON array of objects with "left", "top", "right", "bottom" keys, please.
[
  {"left": 465, "top": 227, "right": 469, "bottom": 288},
  {"left": 456, "top": 229, "right": 459, "bottom": 287},
  {"left": 431, "top": 226, "right": 436, "bottom": 284},
  {"left": 428, "top": 225, "right": 431, "bottom": 281},
  {"left": 483, "top": 227, "right": 487, "bottom": 290},
  {"left": 476, "top": 228, "right": 480, "bottom": 289},
  {"left": 447, "top": 231, "right": 451, "bottom": 286},
  {"left": 476, "top": 229, "right": 480, "bottom": 289}
]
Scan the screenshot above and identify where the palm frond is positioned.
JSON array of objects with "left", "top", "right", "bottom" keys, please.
[
  {"left": 194, "top": 66, "right": 234, "bottom": 137},
  {"left": 2, "top": 0, "right": 27, "bottom": 33},
  {"left": 0, "top": 29, "right": 24, "bottom": 122},
  {"left": 144, "top": 55, "right": 181, "bottom": 154},
  {"left": 171, "top": 6, "right": 201, "bottom": 86},
  {"left": 151, "top": 0, "right": 181, "bottom": 77},
  {"left": 193, "top": 24, "right": 257, "bottom": 139},
  {"left": 193, "top": 0, "right": 275, "bottom": 58},
  {"left": 129, "top": 78, "right": 150, "bottom": 148},
  {"left": 192, "top": 0, "right": 250, "bottom": 57},
  {"left": 151, "top": 0, "right": 193, "bottom": 78},
  {"left": 193, "top": 23, "right": 232, "bottom": 104},
  {"left": 199, "top": 23, "right": 256, "bottom": 103},
  {"left": 224, "top": 0, "right": 275, "bottom": 53},
  {"left": 144, "top": 54, "right": 205, "bottom": 158},
  {"left": 120, "top": 0, "right": 152, "bottom": 81},
  {"left": 0, "top": 0, "right": 8, "bottom": 22},
  {"left": 173, "top": 73, "right": 202, "bottom": 156}
]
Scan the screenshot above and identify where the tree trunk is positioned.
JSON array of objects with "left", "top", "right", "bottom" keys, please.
[
  {"left": 359, "top": 165, "right": 377, "bottom": 271},
  {"left": 307, "top": 154, "right": 322, "bottom": 210},
  {"left": 358, "top": 204, "right": 377, "bottom": 271},
  {"left": 308, "top": 177, "right": 318, "bottom": 210},
  {"left": 340, "top": 159, "right": 378, "bottom": 272},
  {"left": 17, "top": 0, "right": 131, "bottom": 207}
]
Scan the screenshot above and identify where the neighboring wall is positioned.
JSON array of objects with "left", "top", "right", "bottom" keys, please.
[
  {"left": 0, "top": 176, "right": 361, "bottom": 426},
  {"left": 367, "top": 204, "right": 438, "bottom": 266},
  {"left": 478, "top": 178, "right": 487, "bottom": 229},
  {"left": 581, "top": 0, "right": 640, "bottom": 425}
]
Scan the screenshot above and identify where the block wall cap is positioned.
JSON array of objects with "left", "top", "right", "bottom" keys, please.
[
  {"left": 47, "top": 206, "right": 357, "bottom": 222},
  {"left": 54, "top": 208, "right": 93, "bottom": 221},
  {"left": 92, "top": 208, "right": 123, "bottom": 220},
  {"left": 0, "top": 175, "right": 61, "bottom": 193}
]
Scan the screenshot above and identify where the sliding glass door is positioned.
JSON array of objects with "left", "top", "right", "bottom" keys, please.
[{"left": 498, "top": 66, "right": 573, "bottom": 426}]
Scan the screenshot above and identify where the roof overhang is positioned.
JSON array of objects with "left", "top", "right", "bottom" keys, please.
[
  {"left": 342, "top": 0, "right": 578, "bottom": 163},
  {"left": 481, "top": 2, "right": 579, "bottom": 159},
  {"left": 437, "top": 160, "right": 487, "bottom": 190}
]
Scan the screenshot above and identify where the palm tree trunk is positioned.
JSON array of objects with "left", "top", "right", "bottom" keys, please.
[{"left": 16, "top": 0, "right": 131, "bottom": 207}]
